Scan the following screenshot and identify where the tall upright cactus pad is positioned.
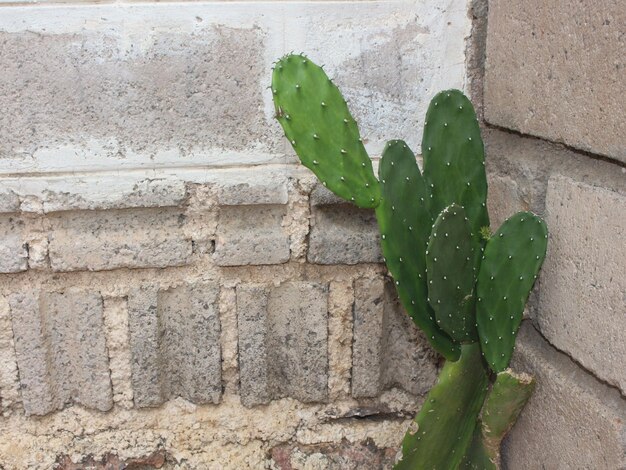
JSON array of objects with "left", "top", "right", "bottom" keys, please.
[
  {"left": 422, "top": 90, "right": 489, "bottom": 237},
  {"left": 395, "top": 343, "right": 489, "bottom": 470},
  {"left": 377, "top": 140, "right": 459, "bottom": 361},
  {"left": 476, "top": 212, "right": 548, "bottom": 372},
  {"left": 426, "top": 204, "right": 480, "bottom": 343},
  {"left": 271, "top": 54, "right": 380, "bottom": 208}
]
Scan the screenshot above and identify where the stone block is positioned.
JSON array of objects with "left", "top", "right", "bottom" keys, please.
[
  {"left": 308, "top": 204, "right": 382, "bottom": 265},
  {"left": 8, "top": 289, "right": 112, "bottom": 416},
  {"left": 352, "top": 277, "right": 438, "bottom": 398},
  {"left": 486, "top": 174, "right": 529, "bottom": 230},
  {"left": 0, "top": 191, "right": 19, "bottom": 214},
  {"left": 236, "top": 285, "right": 271, "bottom": 406},
  {"left": 214, "top": 205, "right": 290, "bottom": 266},
  {"left": 536, "top": 176, "right": 626, "bottom": 394},
  {"left": 127, "top": 282, "right": 221, "bottom": 407},
  {"left": 237, "top": 282, "right": 329, "bottom": 406},
  {"left": 503, "top": 322, "right": 626, "bottom": 469},
  {"left": 48, "top": 208, "right": 192, "bottom": 272},
  {"left": 0, "top": 22, "right": 274, "bottom": 168},
  {"left": 485, "top": 0, "right": 626, "bottom": 161},
  {"left": 0, "top": 296, "right": 20, "bottom": 414},
  {"left": 0, "top": 216, "right": 27, "bottom": 273},
  {"left": 216, "top": 177, "right": 289, "bottom": 206}
]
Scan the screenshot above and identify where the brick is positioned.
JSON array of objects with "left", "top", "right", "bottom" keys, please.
[
  {"left": 236, "top": 285, "right": 271, "bottom": 406},
  {"left": 214, "top": 205, "right": 290, "bottom": 266},
  {"left": 237, "top": 282, "right": 329, "bottom": 406},
  {"left": 352, "top": 277, "right": 438, "bottom": 398},
  {"left": 0, "top": 215, "right": 27, "bottom": 273},
  {"left": 48, "top": 208, "right": 192, "bottom": 272},
  {"left": 0, "top": 23, "right": 274, "bottom": 166},
  {"left": 485, "top": 0, "right": 626, "bottom": 161},
  {"left": 486, "top": 174, "right": 529, "bottom": 230},
  {"left": 503, "top": 322, "right": 626, "bottom": 469},
  {"left": 535, "top": 176, "right": 626, "bottom": 394},
  {"left": 216, "top": 177, "right": 289, "bottom": 206},
  {"left": 8, "top": 289, "right": 112, "bottom": 416},
  {"left": 0, "top": 296, "right": 20, "bottom": 414},
  {"left": 128, "top": 282, "right": 221, "bottom": 407},
  {"left": 0, "top": 191, "right": 19, "bottom": 214},
  {"left": 308, "top": 204, "right": 382, "bottom": 265}
]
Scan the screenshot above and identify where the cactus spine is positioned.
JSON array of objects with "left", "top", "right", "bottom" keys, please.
[{"left": 271, "top": 54, "right": 548, "bottom": 469}]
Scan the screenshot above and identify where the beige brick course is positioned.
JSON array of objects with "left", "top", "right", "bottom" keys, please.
[
  {"left": 48, "top": 208, "right": 192, "bottom": 272},
  {"left": 535, "top": 175, "right": 626, "bottom": 395},
  {"left": 485, "top": 0, "right": 626, "bottom": 161},
  {"left": 503, "top": 323, "right": 626, "bottom": 469}
]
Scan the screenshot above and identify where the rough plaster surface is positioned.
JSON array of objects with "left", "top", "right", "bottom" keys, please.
[{"left": 485, "top": 0, "right": 626, "bottom": 161}]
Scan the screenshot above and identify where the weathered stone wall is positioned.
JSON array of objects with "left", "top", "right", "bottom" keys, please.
[
  {"left": 478, "top": 0, "right": 626, "bottom": 467},
  {"left": 0, "top": 1, "right": 472, "bottom": 468}
]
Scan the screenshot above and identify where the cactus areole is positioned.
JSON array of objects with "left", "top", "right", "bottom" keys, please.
[{"left": 271, "top": 53, "right": 548, "bottom": 469}]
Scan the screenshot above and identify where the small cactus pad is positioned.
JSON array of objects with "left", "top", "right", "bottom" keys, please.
[
  {"left": 377, "top": 140, "right": 460, "bottom": 361},
  {"left": 476, "top": 212, "right": 548, "bottom": 372},
  {"left": 426, "top": 204, "right": 480, "bottom": 343},
  {"left": 481, "top": 369, "right": 535, "bottom": 461},
  {"left": 422, "top": 90, "right": 489, "bottom": 237},
  {"left": 271, "top": 54, "right": 380, "bottom": 208},
  {"left": 395, "top": 343, "right": 489, "bottom": 470}
]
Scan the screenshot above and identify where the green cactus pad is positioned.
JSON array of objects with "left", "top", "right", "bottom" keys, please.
[
  {"left": 426, "top": 204, "right": 480, "bottom": 343},
  {"left": 376, "top": 140, "right": 460, "bottom": 361},
  {"left": 476, "top": 212, "right": 548, "bottom": 372},
  {"left": 461, "top": 369, "right": 535, "bottom": 468},
  {"left": 482, "top": 369, "right": 535, "bottom": 456},
  {"left": 422, "top": 90, "right": 489, "bottom": 237},
  {"left": 395, "top": 343, "right": 489, "bottom": 470},
  {"left": 271, "top": 54, "right": 380, "bottom": 208}
]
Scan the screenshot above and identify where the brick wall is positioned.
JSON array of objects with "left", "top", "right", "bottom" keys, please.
[
  {"left": 0, "top": 1, "right": 471, "bottom": 468},
  {"left": 479, "top": 0, "right": 626, "bottom": 467}
]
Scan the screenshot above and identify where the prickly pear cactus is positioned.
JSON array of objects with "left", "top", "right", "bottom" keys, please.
[
  {"left": 271, "top": 54, "right": 380, "bottom": 208},
  {"left": 422, "top": 90, "right": 489, "bottom": 238},
  {"left": 377, "top": 140, "right": 459, "bottom": 360},
  {"left": 270, "top": 54, "right": 549, "bottom": 470},
  {"left": 476, "top": 212, "right": 548, "bottom": 372},
  {"left": 426, "top": 204, "right": 480, "bottom": 343},
  {"left": 395, "top": 343, "right": 489, "bottom": 470}
]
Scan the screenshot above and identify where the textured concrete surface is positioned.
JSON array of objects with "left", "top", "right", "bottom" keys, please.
[
  {"left": 308, "top": 204, "right": 382, "bottom": 265},
  {"left": 237, "top": 282, "right": 329, "bottom": 406},
  {"left": 535, "top": 176, "right": 626, "bottom": 395},
  {"left": 8, "top": 289, "right": 112, "bottom": 416},
  {"left": 215, "top": 205, "right": 290, "bottom": 266},
  {"left": 49, "top": 208, "right": 192, "bottom": 272},
  {"left": 127, "top": 282, "right": 221, "bottom": 408},
  {"left": 0, "top": 0, "right": 470, "bottom": 176},
  {"left": 485, "top": 0, "right": 626, "bottom": 161},
  {"left": 352, "top": 277, "right": 438, "bottom": 398},
  {"left": 503, "top": 323, "right": 626, "bottom": 469}
]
